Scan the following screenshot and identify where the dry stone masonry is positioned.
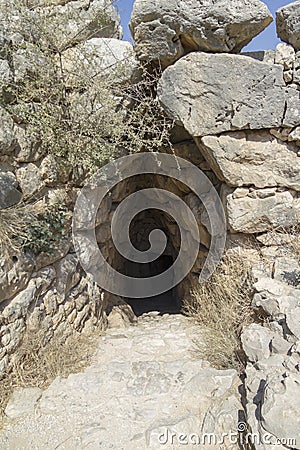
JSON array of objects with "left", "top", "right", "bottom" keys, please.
[
  {"left": 157, "top": 52, "right": 296, "bottom": 135},
  {"left": 130, "top": 0, "right": 273, "bottom": 66},
  {"left": 0, "top": 0, "right": 300, "bottom": 448},
  {"left": 0, "top": 0, "right": 132, "bottom": 378}
]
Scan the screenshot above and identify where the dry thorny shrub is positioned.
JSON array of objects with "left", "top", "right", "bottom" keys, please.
[
  {"left": 0, "top": 204, "right": 32, "bottom": 254},
  {"left": 1, "top": 0, "right": 173, "bottom": 178},
  {"left": 261, "top": 225, "right": 300, "bottom": 262},
  {"left": 0, "top": 0, "right": 173, "bottom": 253},
  {"left": 1, "top": 0, "right": 119, "bottom": 54},
  {"left": 184, "top": 250, "right": 256, "bottom": 371},
  {"left": 0, "top": 330, "right": 99, "bottom": 426}
]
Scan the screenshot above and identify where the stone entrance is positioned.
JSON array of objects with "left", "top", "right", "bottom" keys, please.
[
  {"left": 125, "top": 254, "right": 181, "bottom": 316},
  {"left": 102, "top": 171, "right": 208, "bottom": 320},
  {"left": 122, "top": 208, "right": 181, "bottom": 316}
]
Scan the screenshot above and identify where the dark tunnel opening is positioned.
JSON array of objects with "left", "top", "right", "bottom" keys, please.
[{"left": 125, "top": 254, "right": 182, "bottom": 316}]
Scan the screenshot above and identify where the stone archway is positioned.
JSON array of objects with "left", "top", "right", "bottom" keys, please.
[{"left": 99, "top": 167, "right": 212, "bottom": 322}]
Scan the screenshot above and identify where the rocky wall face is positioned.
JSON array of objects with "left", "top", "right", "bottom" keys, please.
[
  {"left": 151, "top": 1, "right": 300, "bottom": 445},
  {"left": 130, "top": 0, "right": 273, "bottom": 67},
  {"left": 0, "top": 0, "right": 130, "bottom": 376},
  {"left": 157, "top": 43, "right": 300, "bottom": 236},
  {"left": 1, "top": 0, "right": 300, "bottom": 443},
  {"left": 0, "top": 0, "right": 122, "bottom": 50},
  {"left": 0, "top": 147, "right": 215, "bottom": 374}
]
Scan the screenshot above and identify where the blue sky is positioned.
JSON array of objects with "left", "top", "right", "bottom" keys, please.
[{"left": 115, "top": 0, "right": 293, "bottom": 51}]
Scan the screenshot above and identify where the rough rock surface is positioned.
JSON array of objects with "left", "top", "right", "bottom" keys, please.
[
  {"left": 0, "top": 252, "right": 34, "bottom": 303},
  {"left": 243, "top": 259, "right": 300, "bottom": 450},
  {"left": 0, "top": 313, "right": 242, "bottom": 449},
  {"left": 0, "top": 171, "right": 22, "bottom": 208},
  {"left": 242, "top": 254, "right": 300, "bottom": 449},
  {"left": 284, "top": 88, "right": 300, "bottom": 128},
  {"left": 262, "top": 372, "right": 300, "bottom": 447},
  {"left": 197, "top": 131, "right": 300, "bottom": 190},
  {"left": 273, "top": 256, "right": 300, "bottom": 286},
  {"left": 276, "top": 1, "right": 300, "bottom": 51},
  {"left": 224, "top": 187, "right": 300, "bottom": 233},
  {"left": 245, "top": 357, "right": 300, "bottom": 450},
  {"left": 62, "top": 38, "right": 140, "bottom": 86},
  {"left": 130, "top": 0, "right": 272, "bottom": 66},
  {"left": 14, "top": 125, "right": 43, "bottom": 163},
  {"left": 294, "top": 51, "right": 300, "bottom": 84},
  {"left": 158, "top": 53, "right": 286, "bottom": 137},
  {"left": 0, "top": 108, "right": 16, "bottom": 154},
  {"left": 16, "top": 163, "right": 44, "bottom": 198},
  {"left": 252, "top": 275, "right": 300, "bottom": 346},
  {"left": 242, "top": 324, "right": 274, "bottom": 363},
  {"left": 0, "top": 0, "right": 122, "bottom": 50},
  {"left": 5, "top": 388, "right": 42, "bottom": 420},
  {"left": 253, "top": 277, "right": 300, "bottom": 318},
  {"left": 275, "top": 43, "right": 296, "bottom": 69},
  {"left": 10, "top": 43, "right": 48, "bottom": 84}
]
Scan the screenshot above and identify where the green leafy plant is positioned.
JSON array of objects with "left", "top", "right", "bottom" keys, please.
[{"left": 19, "top": 203, "right": 70, "bottom": 255}]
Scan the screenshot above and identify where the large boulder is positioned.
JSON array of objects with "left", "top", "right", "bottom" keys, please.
[
  {"left": 158, "top": 53, "right": 286, "bottom": 137},
  {"left": 245, "top": 359, "right": 300, "bottom": 450},
  {"left": 130, "top": 0, "right": 272, "bottom": 67},
  {"left": 197, "top": 131, "right": 300, "bottom": 190},
  {"left": 36, "top": 0, "right": 122, "bottom": 46},
  {"left": 276, "top": 1, "right": 300, "bottom": 51},
  {"left": 61, "top": 38, "right": 140, "bottom": 87},
  {"left": 0, "top": 171, "right": 22, "bottom": 208},
  {"left": 0, "top": 0, "right": 121, "bottom": 52},
  {"left": 224, "top": 187, "right": 300, "bottom": 233}
]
